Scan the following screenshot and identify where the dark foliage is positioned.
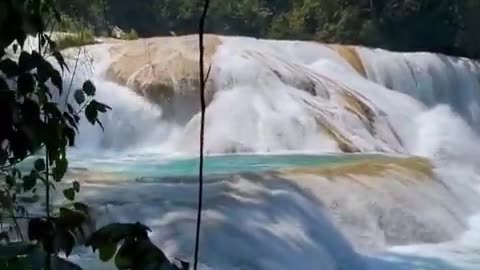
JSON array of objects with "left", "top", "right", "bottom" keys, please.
[
  {"left": 59, "top": 0, "right": 480, "bottom": 58},
  {"left": 0, "top": 1, "right": 188, "bottom": 269}
]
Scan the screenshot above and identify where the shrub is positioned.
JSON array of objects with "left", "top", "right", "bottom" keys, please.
[
  {"left": 120, "top": 29, "right": 139, "bottom": 40},
  {"left": 56, "top": 30, "right": 97, "bottom": 50}
]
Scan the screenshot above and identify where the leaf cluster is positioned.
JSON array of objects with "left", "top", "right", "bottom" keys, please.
[{"left": 0, "top": 1, "right": 189, "bottom": 270}]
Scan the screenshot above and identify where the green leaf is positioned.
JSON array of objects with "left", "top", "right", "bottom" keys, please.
[
  {"left": 96, "top": 119, "right": 105, "bottom": 131},
  {"left": 32, "top": 51, "right": 55, "bottom": 84},
  {"left": 142, "top": 239, "right": 168, "bottom": 265},
  {"left": 50, "top": 69, "right": 63, "bottom": 94},
  {"left": 19, "top": 51, "right": 35, "bottom": 72},
  {"left": 10, "top": 133, "right": 29, "bottom": 162},
  {"left": 45, "top": 34, "right": 57, "bottom": 51},
  {"left": 53, "top": 230, "right": 75, "bottom": 257},
  {"left": 44, "top": 102, "right": 63, "bottom": 118},
  {"left": 67, "top": 104, "right": 75, "bottom": 114},
  {"left": 92, "top": 100, "right": 112, "bottom": 113},
  {"left": 40, "top": 34, "right": 47, "bottom": 48},
  {"left": 87, "top": 223, "right": 143, "bottom": 250},
  {"left": 63, "top": 188, "right": 75, "bottom": 201},
  {"left": 40, "top": 83, "right": 53, "bottom": 99},
  {"left": 36, "top": 86, "right": 47, "bottom": 104},
  {"left": 17, "top": 73, "right": 35, "bottom": 95},
  {"left": 85, "top": 102, "right": 98, "bottom": 125},
  {"left": 63, "top": 231, "right": 75, "bottom": 257},
  {"left": 15, "top": 33, "right": 27, "bottom": 49},
  {"left": 64, "top": 112, "right": 78, "bottom": 130},
  {"left": 58, "top": 207, "right": 88, "bottom": 229},
  {"left": 115, "top": 241, "right": 134, "bottom": 269},
  {"left": 64, "top": 125, "right": 76, "bottom": 146},
  {"left": 28, "top": 218, "right": 52, "bottom": 242},
  {"left": 99, "top": 243, "right": 117, "bottom": 262},
  {"left": 73, "top": 89, "right": 85, "bottom": 105},
  {"left": 53, "top": 50, "right": 69, "bottom": 72},
  {"left": 0, "top": 59, "right": 19, "bottom": 78},
  {"left": 21, "top": 98, "right": 41, "bottom": 122},
  {"left": 73, "top": 202, "right": 89, "bottom": 214},
  {"left": 53, "top": 157, "right": 68, "bottom": 182},
  {"left": 33, "top": 158, "right": 45, "bottom": 171},
  {"left": 22, "top": 174, "right": 37, "bottom": 192},
  {"left": 73, "top": 180, "right": 80, "bottom": 192},
  {"left": 83, "top": 80, "right": 96, "bottom": 96}
]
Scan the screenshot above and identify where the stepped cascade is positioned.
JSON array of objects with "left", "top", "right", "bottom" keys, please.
[{"left": 33, "top": 34, "right": 480, "bottom": 270}]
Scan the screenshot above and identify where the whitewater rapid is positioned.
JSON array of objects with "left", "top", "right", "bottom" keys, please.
[{"left": 49, "top": 35, "right": 480, "bottom": 270}]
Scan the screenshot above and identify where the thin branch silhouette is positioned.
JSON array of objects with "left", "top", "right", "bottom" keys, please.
[
  {"left": 194, "top": 0, "right": 210, "bottom": 269},
  {"left": 204, "top": 65, "right": 212, "bottom": 85}
]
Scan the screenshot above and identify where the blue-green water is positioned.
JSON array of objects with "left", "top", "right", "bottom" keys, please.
[{"left": 67, "top": 153, "right": 380, "bottom": 178}]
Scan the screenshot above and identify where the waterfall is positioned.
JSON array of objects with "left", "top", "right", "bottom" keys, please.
[
  {"left": 57, "top": 35, "right": 480, "bottom": 270},
  {"left": 71, "top": 36, "right": 480, "bottom": 159}
]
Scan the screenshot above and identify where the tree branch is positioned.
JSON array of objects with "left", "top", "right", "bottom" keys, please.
[
  {"left": 203, "top": 65, "right": 212, "bottom": 85},
  {"left": 194, "top": 0, "right": 210, "bottom": 269}
]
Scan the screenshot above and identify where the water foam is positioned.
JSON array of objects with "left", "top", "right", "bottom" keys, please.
[
  {"left": 59, "top": 45, "right": 183, "bottom": 156},
  {"left": 69, "top": 37, "right": 480, "bottom": 158},
  {"left": 60, "top": 36, "right": 480, "bottom": 270}
]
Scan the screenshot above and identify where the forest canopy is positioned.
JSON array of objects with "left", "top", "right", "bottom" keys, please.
[{"left": 57, "top": 0, "right": 480, "bottom": 58}]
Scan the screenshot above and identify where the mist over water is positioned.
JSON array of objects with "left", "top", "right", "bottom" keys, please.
[{"left": 60, "top": 36, "right": 480, "bottom": 270}]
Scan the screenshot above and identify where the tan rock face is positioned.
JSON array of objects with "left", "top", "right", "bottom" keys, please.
[
  {"left": 283, "top": 156, "right": 434, "bottom": 178},
  {"left": 103, "top": 36, "right": 368, "bottom": 125},
  {"left": 105, "top": 34, "right": 222, "bottom": 122},
  {"left": 99, "top": 35, "right": 402, "bottom": 153},
  {"left": 328, "top": 45, "right": 367, "bottom": 77}
]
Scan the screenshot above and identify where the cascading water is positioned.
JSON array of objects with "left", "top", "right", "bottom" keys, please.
[
  {"left": 58, "top": 46, "right": 182, "bottom": 158},
  {"left": 50, "top": 35, "right": 480, "bottom": 270}
]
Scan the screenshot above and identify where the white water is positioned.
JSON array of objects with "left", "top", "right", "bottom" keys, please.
[{"left": 54, "top": 36, "right": 480, "bottom": 270}]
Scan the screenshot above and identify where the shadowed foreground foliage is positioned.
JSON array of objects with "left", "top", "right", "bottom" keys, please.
[{"left": 0, "top": 1, "right": 188, "bottom": 269}]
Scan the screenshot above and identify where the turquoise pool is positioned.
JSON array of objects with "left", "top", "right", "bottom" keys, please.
[{"left": 66, "top": 153, "right": 380, "bottom": 178}]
